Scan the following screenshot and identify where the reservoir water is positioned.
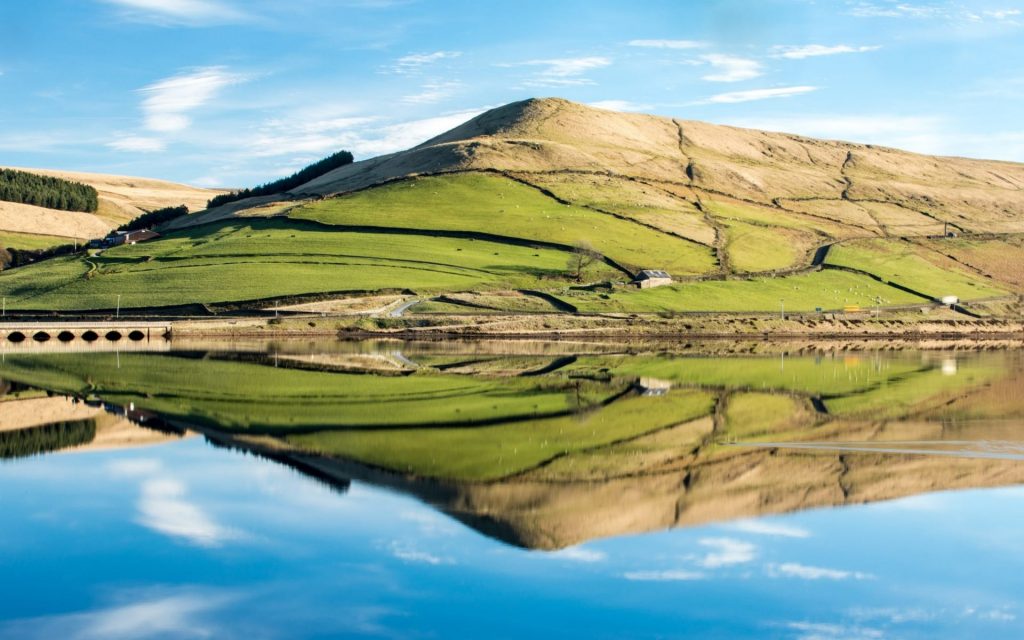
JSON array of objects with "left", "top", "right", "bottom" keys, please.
[{"left": 1, "top": 341, "right": 1023, "bottom": 639}]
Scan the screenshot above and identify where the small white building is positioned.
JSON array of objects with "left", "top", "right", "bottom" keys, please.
[
  {"left": 940, "top": 295, "right": 960, "bottom": 306},
  {"left": 633, "top": 269, "right": 672, "bottom": 289}
]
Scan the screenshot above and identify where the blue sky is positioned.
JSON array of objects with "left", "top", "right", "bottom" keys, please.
[{"left": 1, "top": 0, "right": 1023, "bottom": 187}]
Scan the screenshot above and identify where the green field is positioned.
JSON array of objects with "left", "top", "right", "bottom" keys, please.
[
  {"left": 825, "top": 238, "right": 1008, "bottom": 300},
  {"left": 290, "top": 172, "right": 716, "bottom": 275},
  {"left": 0, "top": 219, "right": 599, "bottom": 310},
  {"left": 720, "top": 219, "right": 804, "bottom": 272},
  {"left": 562, "top": 269, "right": 925, "bottom": 313}
]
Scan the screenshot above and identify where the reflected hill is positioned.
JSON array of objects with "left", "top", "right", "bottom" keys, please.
[
  {"left": 1, "top": 345, "right": 1022, "bottom": 548},
  {"left": 0, "top": 387, "right": 191, "bottom": 460}
]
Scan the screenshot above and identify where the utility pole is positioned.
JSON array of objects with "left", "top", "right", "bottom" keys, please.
[
  {"left": 116, "top": 294, "right": 121, "bottom": 319},
  {"left": 2, "top": 297, "right": 5, "bottom": 317},
  {"left": 780, "top": 299, "right": 785, "bottom": 321}
]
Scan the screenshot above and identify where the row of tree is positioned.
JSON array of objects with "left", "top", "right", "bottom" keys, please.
[
  {"left": 207, "top": 149, "right": 355, "bottom": 209},
  {"left": 118, "top": 204, "right": 189, "bottom": 232},
  {"left": 0, "top": 168, "right": 99, "bottom": 213}
]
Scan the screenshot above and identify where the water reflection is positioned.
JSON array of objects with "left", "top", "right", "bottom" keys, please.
[
  {"left": 2, "top": 343, "right": 1023, "bottom": 550},
  {"left": 1, "top": 342, "right": 1024, "bottom": 638}
]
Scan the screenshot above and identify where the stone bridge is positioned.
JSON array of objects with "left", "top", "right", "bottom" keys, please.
[{"left": 0, "top": 321, "right": 172, "bottom": 346}]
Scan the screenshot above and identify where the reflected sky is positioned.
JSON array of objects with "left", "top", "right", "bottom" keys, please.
[{"left": 2, "top": 435, "right": 1024, "bottom": 639}]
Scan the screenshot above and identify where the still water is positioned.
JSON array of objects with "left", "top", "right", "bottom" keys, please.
[{"left": 1, "top": 341, "right": 1023, "bottom": 639}]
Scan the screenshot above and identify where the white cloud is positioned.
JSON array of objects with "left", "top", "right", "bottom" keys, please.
[
  {"left": 984, "top": 9, "right": 1022, "bottom": 20},
  {"left": 543, "top": 546, "right": 607, "bottom": 563},
  {"left": 786, "top": 621, "right": 885, "bottom": 639},
  {"left": 388, "top": 541, "right": 453, "bottom": 565},
  {"left": 0, "top": 590, "right": 237, "bottom": 640},
  {"left": 628, "top": 39, "right": 706, "bottom": 49},
  {"left": 698, "top": 537, "right": 757, "bottom": 568},
  {"left": 771, "top": 44, "right": 882, "bottom": 59},
  {"left": 389, "top": 51, "right": 461, "bottom": 74},
  {"left": 401, "top": 81, "right": 461, "bottom": 104},
  {"left": 698, "top": 85, "right": 817, "bottom": 104},
  {"left": 588, "top": 100, "right": 653, "bottom": 112},
  {"left": 247, "top": 108, "right": 484, "bottom": 159},
  {"left": 728, "top": 519, "right": 811, "bottom": 538},
  {"left": 137, "top": 478, "right": 242, "bottom": 547},
  {"left": 100, "top": 0, "right": 248, "bottom": 26},
  {"left": 139, "top": 66, "right": 247, "bottom": 133},
  {"left": 767, "top": 563, "right": 873, "bottom": 580},
  {"left": 106, "top": 458, "right": 164, "bottom": 476},
  {"left": 699, "top": 54, "right": 763, "bottom": 82},
  {"left": 504, "top": 56, "right": 612, "bottom": 87},
  {"left": 107, "top": 136, "right": 167, "bottom": 153},
  {"left": 847, "top": 2, "right": 947, "bottom": 18},
  {"left": 623, "top": 570, "right": 705, "bottom": 581}
]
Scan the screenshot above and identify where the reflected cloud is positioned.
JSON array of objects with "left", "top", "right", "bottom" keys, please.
[
  {"left": 107, "top": 458, "right": 163, "bottom": 478},
  {"left": 698, "top": 538, "right": 757, "bottom": 568},
  {"left": 785, "top": 621, "right": 883, "bottom": 639},
  {"left": 728, "top": 520, "right": 811, "bottom": 539},
  {"left": 622, "top": 570, "right": 705, "bottom": 582},
  {"left": 388, "top": 541, "right": 454, "bottom": 565},
  {"left": 0, "top": 589, "right": 236, "bottom": 639},
  {"left": 767, "top": 563, "right": 873, "bottom": 581},
  {"left": 137, "top": 478, "right": 242, "bottom": 548},
  {"left": 542, "top": 546, "right": 607, "bottom": 563}
]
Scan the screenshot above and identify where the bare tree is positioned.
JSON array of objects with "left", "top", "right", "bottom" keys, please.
[{"left": 567, "top": 241, "right": 601, "bottom": 281}]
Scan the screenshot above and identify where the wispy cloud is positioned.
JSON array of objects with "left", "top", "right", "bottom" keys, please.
[
  {"left": 623, "top": 569, "right": 705, "bottom": 581},
  {"left": 767, "top": 563, "right": 873, "bottom": 580},
  {"left": 588, "top": 100, "right": 653, "bottom": 112},
  {"left": 137, "top": 477, "right": 243, "bottom": 547},
  {"left": 848, "top": 1, "right": 1022, "bottom": 24},
  {"left": 388, "top": 541, "right": 454, "bottom": 565},
  {"left": 786, "top": 621, "right": 885, "bottom": 639},
  {"left": 106, "top": 136, "right": 166, "bottom": 153},
  {"left": 847, "top": 1, "right": 948, "bottom": 18},
  {"left": 504, "top": 56, "right": 612, "bottom": 87},
  {"left": 247, "top": 108, "right": 484, "bottom": 159},
  {"left": 984, "top": 9, "right": 1022, "bottom": 20},
  {"left": 138, "top": 66, "right": 247, "bottom": 132},
  {"left": 99, "top": 0, "right": 249, "bottom": 26},
  {"left": 543, "top": 546, "right": 607, "bottom": 563},
  {"left": 697, "top": 537, "right": 757, "bottom": 568},
  {"left": 401, "top": 80, "right": 461, "bottom": 104},
  {"left": 771, "top": 44, "right": 882, "bottom": 59},
  {"left": 728, "top": 519, "right": 811, "bottom": 538},
  {"left": 388, "top": 51, "right": 461, "bottom": 74},
  {"left": 0, "top": 589, "right": 237, "bottom": 640},
  {"left": 628, "top": 39, "right": 706, "bottom": 49},
  {"left": 699, "top": 54, "right": 762, "bottom": 82},
  {"left": 697, "top": 85, "right": 817, "bottom": 104}
]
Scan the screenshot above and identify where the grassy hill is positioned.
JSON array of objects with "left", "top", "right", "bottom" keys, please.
[{"left": 0, "top": 98, "right": 1021, "bottom": 314}]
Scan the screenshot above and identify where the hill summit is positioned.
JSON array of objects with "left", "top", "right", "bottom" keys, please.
[{"left": 288, "top": 97, "right": 1024, "bottom": 237}]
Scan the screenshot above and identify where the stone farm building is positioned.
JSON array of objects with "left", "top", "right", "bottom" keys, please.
[{"left": 633, "top": 270, "right": 672, "bottom": 289}]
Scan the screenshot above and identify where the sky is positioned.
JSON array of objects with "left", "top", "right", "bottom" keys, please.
[{"left": 1, "top": 0, "right": 1023, "bottom": 187}]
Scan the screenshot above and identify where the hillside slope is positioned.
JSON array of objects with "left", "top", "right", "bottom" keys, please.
[
  {"left": 1, "top": 98, "right": 1022, "bottom": 314},
  {"left": 0, "top": 167, "right": 225, "bottom": 249}
]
